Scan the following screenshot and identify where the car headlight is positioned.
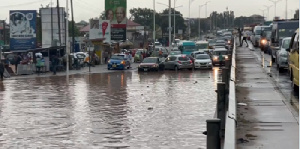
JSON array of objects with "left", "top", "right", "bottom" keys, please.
[
  {"left": 225, "top": 55, "right": 228, "bottom": 59},
  {"left": 209, "top": 62, "right": 212, "bottom": 64},
  {"left": 261, "top": 39, "right": 267, "bottom": 45},
  {"left": 108, "top": 60, "right": 111, "bottom": 64},
  {"left": 152, "top": 64, "right": 158, "bottom": 67},
  {"left": 121, "top": 61, "right": 126, "bottom": 65},
  {"left": 213, "top": 56, "right": 218, "bottom": 60}
]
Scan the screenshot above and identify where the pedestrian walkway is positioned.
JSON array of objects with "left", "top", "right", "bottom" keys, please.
[{"left": 235, "top": 45, "right": 299, "bottom": 149}]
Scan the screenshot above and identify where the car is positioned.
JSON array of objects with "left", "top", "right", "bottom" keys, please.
[
  {"left": 134, "top": 49, "right": 145, "bottom": 62},
  {"left": 194, "top": 54, "right": 213, "bottom": 69},
  {"left": 108, "top": 54, "right": 131, "bottom": 70},
  {"left": 191, "top": 51, "right": 206, "bottom": 59},
  {"left": 286, "top": 28, "right": 299, "bottom": 91},
  {"left": 276, "top": 37, "right": 291, "bottom": 72},
  {"left": 138, "top": 57, "right": 165, "bottom": 72},
  {"left": 164, "top": 54, "right": 193, "bottom": 71},
  {"left": 211, "top": 48, "right": 229, "bottom": 66},
  {"left": 169, "top": 51, "right": 182, "bottom": 55}
]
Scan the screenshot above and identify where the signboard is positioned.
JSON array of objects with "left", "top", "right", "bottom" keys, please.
[
  {"left": 9, "top": 10, "right": 36, "bottom": 50},
  {"left": 40, "top": 8, "right": 66, "bottom": 48},
  {"left": 89, "top": 19, "right": 111, "bottom": 43},
  {"left": 105, "top": 0, "right": 127, "bottom": 41}
]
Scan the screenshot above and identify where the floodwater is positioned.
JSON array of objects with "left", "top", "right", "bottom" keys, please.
[{"left": 0, "top": 69, "right": 220, "bottom": 148}]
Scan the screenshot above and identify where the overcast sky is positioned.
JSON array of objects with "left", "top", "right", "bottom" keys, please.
[{"left": 0, "top": 0, "right": 299, "bottom": 22}]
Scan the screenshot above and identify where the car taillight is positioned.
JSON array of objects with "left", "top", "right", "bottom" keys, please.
[
  {"left": 177, "top": 61, "right": 182, "bottom": 64},
  {"left": 189, "top": 60, "right": 193, "bottom": 64}
]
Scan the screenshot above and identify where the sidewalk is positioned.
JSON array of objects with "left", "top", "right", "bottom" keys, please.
[
  {"left": 235, "top": 46, "right": 299, "bottom": 149},
  {"left": 5, "top": 63, "right": 139, "bottom": 80}
]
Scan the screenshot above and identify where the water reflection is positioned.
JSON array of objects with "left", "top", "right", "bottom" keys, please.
[{"left": 0, "top": 69, "right": 218, "bottom": 148}]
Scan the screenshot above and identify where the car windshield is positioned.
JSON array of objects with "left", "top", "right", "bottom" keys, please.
[
  {"left": 170, "top": 51, "right": 181, "bottom": 55},
  {"left": 111, "top": 55, "right": 124, "bottom": 60},
  {"left": 76, "top": 54, "right": 85, "bottom": 59},
  {"left": 282, "top": 39, "right": 291, "bottom": 49},
  {"left": 183, "top": 46, "right": 196, "bottom": 52},
  {"left": 214, "top": 51, "right": 227, "bottom": 55},
  {"left": 196, "top": 55, "right": 210, "bottom": 59},
  {"left": 196, "top": 44, "right": 208, "bottom": 49},
  {"left": 178, "top": 57, "right": 189, "bottom": 61},
  {"left": 278, "top": 29, "right": 295, "bottom": 38},
  {"left": 209, "top": 39, "right": 217, "bottom": 43},
  {"left": 142, "top": 58, "right": 157, "bottom": 63},
  {"left": 255, "top": 29, "right": 262, "bottom": 35}
]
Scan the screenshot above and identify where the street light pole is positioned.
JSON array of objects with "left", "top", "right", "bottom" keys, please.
[
  {"left": 285, "top": 0, "right": 287, "bottom": 20},
  {"left": 188, "top": 0, "right": 191, "bottom": 39},
  {"left": 153, "top": 0, "right": 155, "bottom": 51},
  {"left": 174, "top": 0, "right": 176, "bottom": 42},
  {"left": 198, "top": 5, "right": 204, "bottom": 40},
  {"left": 269, "top": 0, "right": 282, "bottom": 18},
  {"left": 66, "top": 0, "right": 69, "bottom": 76},
  {"left": 264, "top": 5, "right": 273, "bottom": 20},
  {"left": 169, "top": 0, "right": 171, "bottom": 51},
  {"left": 260, "top": 9, "right": 267, "bottom": 22}
]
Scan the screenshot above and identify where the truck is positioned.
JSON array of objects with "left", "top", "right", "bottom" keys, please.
[{"left": 270, "top": 20, "right": 299, "bottom": 62}]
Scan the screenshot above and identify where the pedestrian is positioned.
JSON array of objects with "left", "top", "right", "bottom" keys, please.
[
  {"left": 52, "top": 55, "right": 59, "bottom": 75},
  {"left": 238, "top": 28, "right": 242, "bottom": 47},
  {"left": 15, "top": 54, "right": 22, "bottom": 73},
  {"left": 0, "top": 61, "right": 4, "bottom": 81},
  {"left": 36, "top": 55, "right": 42, "bottom": 75},
  {"left": 159, "top": 49, "right": 163, "bottom": 58},
  {"left": 242, "top": 30, "right": 249, "bottom": 47},
  {"left": 104, "top": 51, "right": 108, "bottom": 64},
  {"left": 219, "top": 52, "right": 223, "bottom": 66}
]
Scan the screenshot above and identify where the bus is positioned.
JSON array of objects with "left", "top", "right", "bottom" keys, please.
[
  {"left": 195, "top": 41, "right": 209, "bottom": 50},
  {"left": 178, "top": 41, "right": 196, "bottom": 55}
]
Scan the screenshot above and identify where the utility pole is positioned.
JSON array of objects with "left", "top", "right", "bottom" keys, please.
[
  {"left": 71, "top": 0, "right": 75, "bottom": 53},
  {"left": 173, "top": 0, "right": 176, "bottom": 42},
  {"left": 269, "top": 0, "right": 282, "bottom": 18},
  {"left": 57, "top": 0, "right": 61, "bottom": 46},
  {"left": 153, "top": 0, "right": 155, "bottom": 51},
  {"left": 198, "top": 5, "right": 204, "bottom": 39},
  {"left": 51, "top": 0, "right": 53, "bottom": 43},
  {"left": 168, "top": 0, "right": 171, "bottom": 51},
  {"left": 2, "top": 20, "right": 5, "bottom": 45},
  {"left": 66, "top": 0, "right": 69, "bottom": 76},
  {"left": 188, "top": 0, "right": 191, "bottom": 39},
  {"left": 264, "top": 5, "right": 273, "bottom": 20},
  {"left": 285, "top": 0, "right": 287, "bottom": 20},
  {"left": 260, "top": 9, "right": 267, "bottom": 22}
]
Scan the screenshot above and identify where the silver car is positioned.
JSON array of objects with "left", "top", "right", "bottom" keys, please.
[
  {"left": 194, "top": 54, "right": 213, "bottom": 69},
  {"left": 164, "top": 55, "right": 193, "bottom": 71},
  {"left": 276, "top": 37, "right": 291, "bottom": 72}
]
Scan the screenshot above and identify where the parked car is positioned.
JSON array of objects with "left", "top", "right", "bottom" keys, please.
[
  {"left": 138, "top": 57, "right": 165, "bottom": 72},
  {"left": 164, "top": 54, "right": 193, "bottom": 71},
  {"left": 108, "top": 54, "right": 131, "bottom": 70},
  {"left": 194, "top": 54, "right": 213, "bottom": 69},
  {"left": 211, "top": 48, "right": 229, "bottom": 66},
  {"left": 276, "top": 37, "right": 291, "bottom": 72}
]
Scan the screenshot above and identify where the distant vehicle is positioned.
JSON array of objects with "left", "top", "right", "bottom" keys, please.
[
  {"left": 270, "top": 20, "right": 299, "bottom": 62},
  {"left": 134, "top": 49, "right": 145, "bottom": 62},
  {"left": 155, "top": 42, "right": 162, "bottom": 46},
  {"left": 191, "top": 51, "right": 206, "bottom": 59},
  {"left": 194, "top": 54, "right": 213, "bottom": 69},
  {"left": 211, "top": 48, "right": 229, "bottom": 66},
  {"left": 276, "top": 37, "right": 291, "bottom": 72},
  {"left": 108, "top": 54, "right": 131, "bottom": 70},
  {"left": 154, "top": 46, "right": 169, "bottom": 58},
  {"left": 208, "top": 39, "right": 217, "bottom": 49},
  {"left": 178, "top": 41, "right": 197, "bottom": 55},
  {"left": 286, "top": 28, "right": 299, "bottom": 91},
  {"left": 251, "top": 26, "right": 271, "bottom": 47},
  {"left": 260, "top": 30, "right": 272, "bottom": 54},
  {"left": 195, "top": 41, "right": 209, "bottom": 50},
  {"left": 138, "top": 57, "right": 165, "bottom": 72},
  {"left": 164, "top": 54, "right": 193, "bottom": 71},
  {"left": 169, "top": 51, "right": 182, "bottom": 55}
]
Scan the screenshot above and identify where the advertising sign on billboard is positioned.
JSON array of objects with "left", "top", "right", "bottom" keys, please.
[
  {"left": 9, "top": 10, "right": 36, "bottom": 50},
  {"left": 89, "top": 19, "right": 111, "bottom": 43},
  {"left": 105, "top": 0, "right": 127, "bottom": 41},
  {"left": 40, "top": 8, "right": 66, "bottom": 48}
]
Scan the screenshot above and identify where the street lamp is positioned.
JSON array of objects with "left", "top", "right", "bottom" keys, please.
[
  {"left": 259, "top": 9, "right": 267, "bottom": 21},
  {"left": 269, "top": 0, "right": 282, "bottom": 18},
  {"left": 198, "top": 4, "right": 205, "bottom": 39},
  {"left": 188, "top": 0, "right": 198, "bottom": 40},
  {"left": 264, "top": 5, "right": 273, "bottom": 20},
  {"left": 157, "top": 2, "right": 182, "bottom": 42},
  {"left": 153, "top": 0, "right": 155, "bottom": 51}
]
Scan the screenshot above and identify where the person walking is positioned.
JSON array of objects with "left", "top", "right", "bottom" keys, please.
[
  {"left": 15, "top": 54, "right": 22, "bottom": 73},
  {"left": 104, "top": 51, "right": 108, "bottom": 64},
  {"left": 52, "top": 55, "right": 59, "bottom": 75},
  {"left": 0, "top": 61, "right": 4, "bottom": 81},
  {"left": 242, "top": 30, "right": 249, "bottom": 47},
  {"left": 238, "top": 28, "right": 242, "bottom": 47},
  {"left": 36, "top": 55, "right": 42, "bottom": 75}
]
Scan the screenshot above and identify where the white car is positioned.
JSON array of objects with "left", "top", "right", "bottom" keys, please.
[
  {"left": 276, "top": 37, "right": 291, "bottom": 72},
  {"left": 194, "top": 54, "right": 212, "bottom": 69}
]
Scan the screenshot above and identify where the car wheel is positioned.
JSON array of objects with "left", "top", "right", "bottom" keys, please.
[{"left": 108, "top": 67, "right": 110, "bottom": 70}]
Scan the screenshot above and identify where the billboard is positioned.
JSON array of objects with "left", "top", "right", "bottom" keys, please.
[
  {"left": 105, "top": 0, "right": 127, "bottom": 41},
  {"left": 89, "top": 19, "right": 111, "bottom": 43},
  {"left": 40, "top": 7, "right": 66, "bottom": 48},
  {"left": 9, "top": 10, "right": 36, "bottom": 50}
]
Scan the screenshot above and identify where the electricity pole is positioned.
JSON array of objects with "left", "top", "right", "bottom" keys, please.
[
  {"left": 71, "top": 0, "right": 75, "bottom": 53},
  {"left": 269, "top": 0, "right": 282, "bottom": 18},
  {"left": 264, "top": 5, "right": 273, "bottom": 20},
  {"left": 168, "top": 0, "right": 171, "bottom": 51}
]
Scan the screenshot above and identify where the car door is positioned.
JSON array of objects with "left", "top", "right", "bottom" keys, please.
[{"left": 164, "top": 56, "right": 176, "bottom": 69}]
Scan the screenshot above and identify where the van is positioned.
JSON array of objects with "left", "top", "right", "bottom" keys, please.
[
  {"left": 286, "top": 28, "right": 299, "bottom": 91},
  {"left": 251, "top": 26, "right": 270, "bottom": 47}
]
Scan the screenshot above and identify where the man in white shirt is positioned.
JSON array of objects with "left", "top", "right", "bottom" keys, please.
[
  {"left": 111, "top": 7, "right": 127, "bottom": 24},
  {"left": 242, "top": 30, "right": 249, "bottom": 47}
]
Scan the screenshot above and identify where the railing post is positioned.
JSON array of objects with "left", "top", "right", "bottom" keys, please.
[
  {"left": 217, "top": 82, "right": 226, "bottom": 135},
  {"left": 206, "top": 119, "right": 221, "bottom": 149}
]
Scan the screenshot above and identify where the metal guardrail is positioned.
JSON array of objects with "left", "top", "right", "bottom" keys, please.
[{"left": 224, "top": 38, "right": 237, "bottom": 149}]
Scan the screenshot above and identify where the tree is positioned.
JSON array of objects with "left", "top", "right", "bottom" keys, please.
[
  {"left": 69, "top": 20, "right": 82, "bottom": 37},
  {"left": 129, "top": 8, "right": 156, "bottom": 29}
]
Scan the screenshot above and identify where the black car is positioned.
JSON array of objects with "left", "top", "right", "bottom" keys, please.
[{"left": 138, "top": 57, "right": 165, "bottom": 72}]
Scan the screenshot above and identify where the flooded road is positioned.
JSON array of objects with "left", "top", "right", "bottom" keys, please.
[{"left": 0, "top": 68, "right": 220, "bottom": 148}]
